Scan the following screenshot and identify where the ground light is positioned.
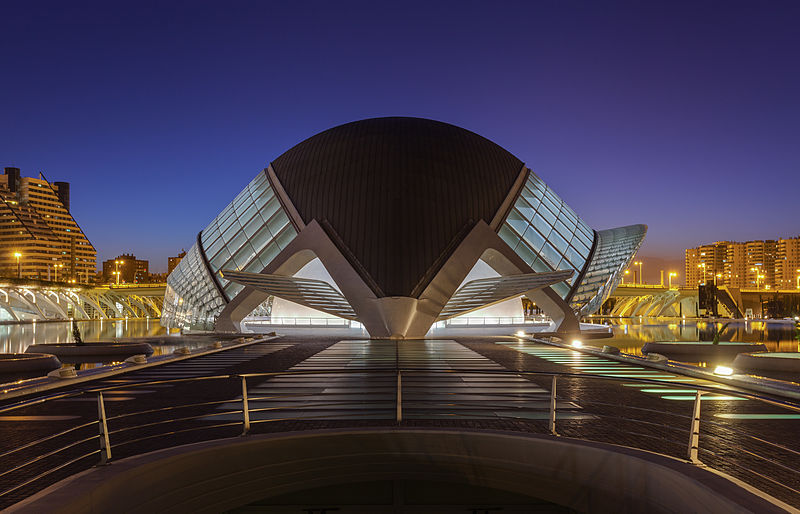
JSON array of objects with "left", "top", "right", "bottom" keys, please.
[
  {"left": 571, "top": 340, "right": 583, "bottom": 348},
  {"left": 515, "top": 330, "right": 526, "bottom": 337},
  {"left": 713, "top": 365, "right": 734, "bottom": 376}
]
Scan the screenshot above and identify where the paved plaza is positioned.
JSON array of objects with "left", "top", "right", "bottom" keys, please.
[{"left": 1, "top": 334, "right": 799, "bottom": 509}]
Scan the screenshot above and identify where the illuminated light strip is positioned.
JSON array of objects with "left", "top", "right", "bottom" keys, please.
[
  {"left": 714, "top": 414, "right": 800, "bottom": 420},
  {"left": 603, "top": 374, "right": 678, "bottom": 378},
  {"left": 639, "top": 389, "right": 699, "bottom": 393},
  {"left": 643, "top": 377, "right": 699, "bottom": 382},
  {"left": 660, "top": 395, "right": 747, "bottom": 401},
  {"left": 568, "top": 365, "right": 636, "bottom": 368}
]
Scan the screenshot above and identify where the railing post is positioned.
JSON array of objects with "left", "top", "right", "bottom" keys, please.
[
  {"left": 549, "top": 375, "right": 558, "bottom": 436},
  {"left": 396, "top": 371, "right": 402, "bottom": 423},
  {"left": 241, "top": 376, "right": 251, "bottom": 436},
  {"left": 97, "top": 392, "right": 112, "bottom": 465},
  {"left": 687, "top": 390, "right": 703, "bottom": 464}
]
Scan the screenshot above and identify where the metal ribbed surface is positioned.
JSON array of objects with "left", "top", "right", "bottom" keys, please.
[
  {"left": 221, "top": 270, "right": 358, "bottom": 320},
  {"left": 437, "top": 270, "right": 574, "bottom": 320},
  {"left": 271, "top": 117, "right": 523, "bottom": 297}
]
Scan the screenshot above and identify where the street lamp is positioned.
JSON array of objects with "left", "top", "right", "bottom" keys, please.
[
  {"left": 634, "top": 260, "right": 643, "bottom": 285},
  {"left": 622, "top": 269, "right": 630, "bottom": 284},
  {"left": 13, "top": 252, "right": 21, "bottom": 279},
  {"left": 114, "top": 260, "right": 125, "bottom": 285},
  {"left": 668, "top": 272, "right": 678, "bottom": 288},
  {"left": 714, "top": 273, "right": 722, "bottom": 287}
]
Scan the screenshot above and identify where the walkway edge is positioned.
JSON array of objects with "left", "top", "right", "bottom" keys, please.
[
  {"left": 536, "top": 336, "right": 800, "bottom": 403},
  {"left": 0, "top": 334, "right": 282, "bottom": 402}
]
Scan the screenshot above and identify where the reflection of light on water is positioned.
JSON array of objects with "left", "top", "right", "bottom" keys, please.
[
  {"left": 602, "top": 320, "right": 800, "bottom": 363},
  {"left": 1, "top": 319, "right": 168, "bottom": 353}
]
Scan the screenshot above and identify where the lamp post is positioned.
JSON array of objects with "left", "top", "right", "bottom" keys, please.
[
  {"left": 622, "top": 269, "right": 630, "bottom": 284},
  {"left": 114, "top": 260, "right": 125, "bottom": 285},
  {"left": 634, "top": 260, "right": 643, "bottom": 285},
  {"left": 796, "top": 269, "right": 799, "bottom": 289},
  {"left": 669, "top": 272, "right": 678, "bottom": 288},
  {"left": 13, "top": 252, "right": 21, "bottom": 279},
  {"left": 714, "top": 273, "right": 722, "bottom": 287}
]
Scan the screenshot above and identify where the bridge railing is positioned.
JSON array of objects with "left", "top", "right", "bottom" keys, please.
[{"left": 0, "top": 369, "right": 799, "bottom": 508}]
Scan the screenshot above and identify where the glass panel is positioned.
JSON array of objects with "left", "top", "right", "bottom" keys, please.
[
  {"left": 210, "top": 247, "right": 231, "bottom": 271},
  {"left": 232, "top": 242, "right": 257, "bottom": 269},
  {"left": 498, "top": 225, "right": 521, "bottom": 249},
  {"left": 506, "top": 208, "right": 529, "bottom": 236},
  {"left": 531, "top": 257, "right": 552, "bottom": 273},
  {"left": 239, "top": 202, "right": 258, "bottom": 226},
  {"left": 564, "top": 245, "right": 586, "bottom": 270},
  {"left": 256, "top": 241, "right": 281, "bottom": 266},
  {"left": 514, "top": 197, "right": 536, "bottom": 221},
  {"left": 249, "top": 224, "right": 273, "bottom": 254},
  {"left": 540, "top": 241, "right": 562, "bottom": 268},
  {"left": 522, "top": 225, "right": 546, "bottom": 252},
  {"left": 541, "top": 194, "right": 559, "bottom": 218},
  {"left": 548, "top": 229, "right": 569, "bottom": 254},
  {"left": 260, "top": 195, "right": 281, "bottom": 221},
  {"left": 274, "top": 224, "right": 297, "bottom": 249},
  {"left": 242, "top": 213, "right": 263, "bottom": 238},
  {"left": 266, "top": 210, "right": 290, "bottom": 235},
  {"left": 551, "top": 281, "right": 570, "bottom": 298},
  {"left": 554, "top": 219, "right": 573, "bottom": 240},
  {"left": 513, "top": 240, "right": 536, "bottom": 266},
  {"left": 531, "top": 212, "right": 552, "bottom": 236},
  {"left": 520, "top": 185, "right": 542, "bottom": 206}
]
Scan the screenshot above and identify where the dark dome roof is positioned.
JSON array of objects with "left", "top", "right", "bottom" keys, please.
[{"left": 271, "top": 117, "right": 523, "bottom": 297}]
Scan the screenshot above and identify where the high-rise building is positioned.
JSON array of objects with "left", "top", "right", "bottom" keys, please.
[
  {"left": 686, "top": 238, "right": 795, "bottom": 289},
  {"left": 745, "top": 240, "right": 777, "bottom": 289},
  {"left": 168, "top": 250, "right": 186, "bottom": 274},
  {"left": 685, "top": 242, "right": 727, "bottom": 286},
  {"left": 724, "top": 242, "right": 747, "bottom": 287},
  {"left": 776, "top": 237, "right": 800, "bottom": 290},
  {"left": 102, "top": 253, "right": 149, "bottom": 284},
  {"left": 0, "top": 167, "right": 96, "bottom": 282}
]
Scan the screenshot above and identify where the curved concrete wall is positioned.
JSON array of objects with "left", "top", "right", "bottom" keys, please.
[{"left": 10, "top": 429, "right": 786, "bottom": 513}]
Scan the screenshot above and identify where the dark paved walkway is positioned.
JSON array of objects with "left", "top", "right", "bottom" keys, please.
[{"left": 1, "top": 334, "right": 799, "bottom": 509}]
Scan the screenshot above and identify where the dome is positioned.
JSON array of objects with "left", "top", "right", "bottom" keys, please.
[{"left": 270, "top": 117, "right": 524, "bottom": 297}]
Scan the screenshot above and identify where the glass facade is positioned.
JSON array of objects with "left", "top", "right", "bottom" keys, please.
[
  {"left": 569, "top": 224, "right": 647, "bottom": 315},
  {"left": 498, "top": 170, "right": 595, "bottom": 299},
  {"left": 162, "top": 170, "right": 297, "bottom": 329}
]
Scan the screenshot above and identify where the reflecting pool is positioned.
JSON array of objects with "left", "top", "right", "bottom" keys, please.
[
  {"left": 0, "top": 319, "right": 168, "bottom": 355},
  {"left": 586, "top": 318, "right": 800, "bottom": 367}
]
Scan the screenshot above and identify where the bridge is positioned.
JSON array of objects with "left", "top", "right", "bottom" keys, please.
[
  {"left": 602, "top": 284, "right": 699, "bottom": 317},
  {"left": 603, "top": 283, "right": 800, "bottom": 318},
  {"left": 0, "top": 280, "right": 165, "bottom": 322}
]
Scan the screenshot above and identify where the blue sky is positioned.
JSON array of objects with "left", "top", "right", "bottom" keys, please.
[{"left": 1, "top": 1, "right": 798, "bottom": 274}]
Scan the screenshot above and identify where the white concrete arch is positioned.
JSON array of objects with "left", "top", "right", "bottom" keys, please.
[{"left": 0, "top": 289, "right": 20, "bottom": 321}]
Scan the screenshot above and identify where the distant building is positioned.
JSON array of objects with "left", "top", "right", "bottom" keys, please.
[
  {"left": 686, "top": 238, "right": 795, "bottom": 289},
  {"left": 102, "top": 253, "right": 149, "bottom": 284},
  {"left": 776, "top": 237, "right": 800, "bottom": 290},
  {"left": 167, "top": 250, "right": 186, "bottom": 275},
  {"left": 0, "top": 167, "right": 97, "bottom": 282},
  {"left": 685, "top": 242, "right": 727, "bottom": 286}
]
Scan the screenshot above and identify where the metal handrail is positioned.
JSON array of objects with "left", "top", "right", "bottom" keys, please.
[{"left": 2, "top": 368, "right": 800, "bottom": 508}]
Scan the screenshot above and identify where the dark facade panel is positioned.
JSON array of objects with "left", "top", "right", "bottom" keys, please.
[{"left": 271, "top": 117, "right": 523, "bottom": 297}]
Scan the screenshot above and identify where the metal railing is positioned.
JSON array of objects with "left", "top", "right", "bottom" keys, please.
[{"left": 1, "top": 368, "right": 800, "bottom": 508}]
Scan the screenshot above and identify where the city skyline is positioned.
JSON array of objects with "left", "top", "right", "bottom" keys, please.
[{"left": 2, "top": 2, "right": 799, "bottom": 272}]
